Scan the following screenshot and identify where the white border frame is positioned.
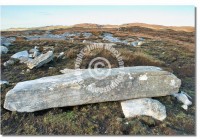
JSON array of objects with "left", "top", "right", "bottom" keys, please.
[{"left": 0, "top": 0, "right": 199, "bottom": 139}]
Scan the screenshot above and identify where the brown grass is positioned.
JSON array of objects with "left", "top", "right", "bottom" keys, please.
[
  {"left": 0, "top": 25, "right": 195, "bottom": 135},
  {"left": 121, "top": 51, "right": 165, "bottom": 67}
]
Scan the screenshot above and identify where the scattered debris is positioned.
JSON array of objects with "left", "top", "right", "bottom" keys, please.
[
  {"left": 26, "top": 32, "right": 81, "bottom": 41},
  {"left": 102, "top": 33, "right": 145, "bottom": 47},
  {"left": 103, "top": 33, "right": 121, "bottom": 43},
  {"left": 82, "top": 32, "right": 92, "bottom": 38}
]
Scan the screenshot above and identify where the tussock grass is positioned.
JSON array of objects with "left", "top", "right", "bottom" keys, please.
[{"left": 120, "top": 51, "right": 165, "bottom": 67}]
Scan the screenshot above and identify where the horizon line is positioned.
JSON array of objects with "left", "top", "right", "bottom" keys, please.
[{"left": 1, "top": 22, "right": 195, "bottom": 31}]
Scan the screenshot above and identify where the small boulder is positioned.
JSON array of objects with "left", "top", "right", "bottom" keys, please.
[
  {"left": 0, "top": 80, "right": 9, "bottom": 85},
  {"left": 26, "top": 69, "right": 30, "bottom": 73},
  {"left": 3, "top": 60, "right": 14, "bottom": 67},
  {"left": 0, "top": 46, "right": 8, "bottom": 54},
  {"left": 82, "top": 40, "right": 86, "bottom": 43},
  {"left": 121, "top": 98, "right": 167, "bottom": 121},
  {"left": 29, "top": 47, "right": 41, "bottom": 58},
  {"left": 131, "top": 42, "right": 138, "bottom": 47},
  {"left": 27, "top": 51, "right": 54, "bottom": 69},
  {"left": 1, "top": 37, "right": 16, "bottom": 46},
  {"left": 172, "top": 91, "right": 192, "bottom": 110},
  {"left": 138, "top": 41, "right": 143, "bottom": 46},
  {"left": 11, "top": 50, "right": 29, "bottom": 60},
  {"left": 33, "top": 51, "right": 41, "bottom": 58},
  {"left": 139, "top": 37, "right": 145, "bottom": 41},
  {"left": 29, "top": 54, "right": 34, "bottom": 58},
  {"left": 29, "top": 46, "right": 39, "bottom": 53},
  {"left": 57, "top": 52, "right": 65, "bottom": 59}
]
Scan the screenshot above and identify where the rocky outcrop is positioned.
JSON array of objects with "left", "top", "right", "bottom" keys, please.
[
  {"left": 4, "top": 66, "right": 181, "bottom": 112},
  {"left": 0, "top": 46, "right": 8, "bottom": 54},
  {"left": 3, "top": 59, "right": 16, "bottom": 67},
  {"left": 121, "top": 98, "right": 166, "bottom": 121},
  {"left": 27, "top": 51, "right": 53, "bottom": 69},
  {"left": 11, "top": 50, "right": 29, "bottom": 59},
  {"left": 1, "top": 37, "right": 16, "bottom": 46},
  {"left": 0, "top": 80, "right": 9, "bottom": 85},
  {"left": 3, "top": 51, "right": 30, "bottom": 66}
]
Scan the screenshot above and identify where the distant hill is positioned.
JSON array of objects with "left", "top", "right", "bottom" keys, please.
[
  {"left": 3, "top": 23, "right": 194, "bottom": 32},
  {"left": 5, "top": 25, "right": 71, "bottom": 31},
  {"left": 73, "top": 23, "right": 102, "bottom": 28},
  {"left": 120, "top": 23, "right": 194, "bottom": 32},
  {"left": 73, "top": 23, "right": 120, "bottom": 29}
]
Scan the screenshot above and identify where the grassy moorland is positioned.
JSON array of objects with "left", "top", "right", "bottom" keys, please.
[{"left": 1, "top": 25, "right": 195, "bottom": 135}]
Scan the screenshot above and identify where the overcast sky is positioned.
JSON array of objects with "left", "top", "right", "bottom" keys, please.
[{"left": 1, "top": 5, "right": 195, "bottom": 29}]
